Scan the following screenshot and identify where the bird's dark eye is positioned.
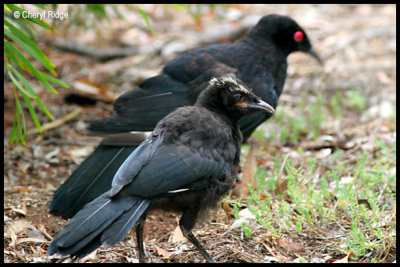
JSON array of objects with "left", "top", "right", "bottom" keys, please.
[{"left": 235, "top": 93, "right": 242, "bottom": 100}]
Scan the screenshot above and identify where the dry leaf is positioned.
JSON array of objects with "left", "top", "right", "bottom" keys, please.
[
  {"left": 275, "top": 179, "right": 288, "bottom": 195},
  {"left": 276, "top": 152, "right": 291, "bottom": 190},
  {"left": 221, "top": 201, "right": 233, "bottom": 214},
  {"left": 331, "top": 252, "right": 353, "bottom": 263},
  {"left": 11, "top": 208, "right": 27, "bottom": 217},
  {"left": 72, "top": 79, "right": 102, "bottom": 95},
  {"left": 155, "top": 246, "right": 172, "bottom": 259},
  {"left": 239, "top": 146, "right": 257, "bottom": 197},
  {"left": 72, "top": 78, "right": 116, "bottom": 101},
  {"left": 12, "top": 187, "right": 30, "bottom": 193},
  {"left": 278, "top": 237, "right": 305, "bottom": 253},
  {"left": 170, "top": 226, "right": 187, "bottom": 243}
]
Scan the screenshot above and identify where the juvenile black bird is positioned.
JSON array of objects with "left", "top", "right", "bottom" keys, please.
[
  {"left": 50, "top": 14, "right": 320, "bottom": 219},
  {"left": 48, "top": 76, "right": 274, "bottom": 263}
]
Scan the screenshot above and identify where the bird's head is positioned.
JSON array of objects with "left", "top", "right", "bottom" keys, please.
[
  {"left": 248, "top": 14, "right": 322, "bottom": 64},
  {"left": 196, "top": 75, "right": 274, "bottom": 121}
]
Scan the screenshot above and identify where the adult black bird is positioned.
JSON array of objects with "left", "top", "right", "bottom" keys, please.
[
  {"left": 50, "top": 14, "right": 320, "bottom": 219},
  {"left": 48, "top": 76, "right": 274, "bottom": 263}
]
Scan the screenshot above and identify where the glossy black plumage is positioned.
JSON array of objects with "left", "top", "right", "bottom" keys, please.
[
  {"left": 50, "top": 14, "right": 320, "bottom": 219},
  {"left": 48, "top": 76, "right": 274, "bottom": 262}
]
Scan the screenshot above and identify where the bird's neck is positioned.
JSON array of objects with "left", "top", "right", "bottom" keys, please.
[
  {"left": 243, "top": 31, "right": 292, "bottom": 57},
  {"left": 196, "top": 101, "right": 240, "bottom": 126}
]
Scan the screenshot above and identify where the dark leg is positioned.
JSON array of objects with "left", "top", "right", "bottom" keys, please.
[
  {"left": 136, "top": 213, "right": 147, "bottom": 263},
  {"left": 179, "top": 206, "right": 215, "bottom": 263}
]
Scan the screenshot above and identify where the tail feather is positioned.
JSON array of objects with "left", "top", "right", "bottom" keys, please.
[
  {"left": 48, "top": 193, "right": 149, "bottom": 258},
  {"left": 101, "top": 200, "right": 150, "bottom": 245},
  {"left": 62, "top": 235, "right": 102, "bottom": 258},
  {"left": 49, "top": 145, "right": 136, "bottom": 219}
]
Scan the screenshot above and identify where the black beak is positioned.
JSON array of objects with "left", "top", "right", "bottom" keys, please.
[
  {"left": 246, "top": 99, "right": 275, "bottom": 114},
  {"left": 308, "top": 47, "right": 322, "bottom": 65}
]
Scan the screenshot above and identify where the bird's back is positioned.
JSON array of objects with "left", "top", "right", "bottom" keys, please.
[
  {"left": 157, "top": 106, "right": 241, "bottom": 164},
  {"left": 163, "top": 39, "right": 285, "bottom": 107}
]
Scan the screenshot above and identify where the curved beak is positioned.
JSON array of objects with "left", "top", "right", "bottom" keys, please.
[
  {"left": 246, "top": 99, "right": 275, "bottom": 114},
  {"left": 308, "top": 47, "right": 322, "bottom": 65}
]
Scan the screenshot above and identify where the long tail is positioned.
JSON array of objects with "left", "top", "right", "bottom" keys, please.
[
  {"left": 48, "top": 193, "right": 150, "bottom": 258},
  {"left": 49, "top": 145, "right": 137, "bottom": 219}
]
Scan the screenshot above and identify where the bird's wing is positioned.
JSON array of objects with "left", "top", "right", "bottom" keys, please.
[
  {"left": 164, "top": 50, "right": 239, "bottom": 101},
  {"left": 89, "top": 46, "right": 238, "bottom": 134},
  {"left": 114, "top": 74, "right": 191, "bottom": 115},
  {"left": 163, "top": 49, "right": 234, "bottom": 83},
  {"left": 107, "top": 131, "right": 164, "bottom": 196},
  {"left": 109, "top": 133, "right": 227, "bottom": 198},
  {"left": 89, "top": 74, "right": 192, "bottom": 133}
]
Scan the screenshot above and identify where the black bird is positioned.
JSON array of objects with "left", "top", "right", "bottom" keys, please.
[
  {"left": 50, "top": 14, "right": 320, "bottom": 219},
  {"left": 48, "top": 76, "right": 275, "bottom": 263}
]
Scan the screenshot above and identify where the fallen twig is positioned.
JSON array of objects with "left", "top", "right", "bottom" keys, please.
[
  {"left": 26, "top": 108, "right": 82, "bottom": 136},
  {"left": 47, "top": 38, "right": 139, "bottom": 61}
]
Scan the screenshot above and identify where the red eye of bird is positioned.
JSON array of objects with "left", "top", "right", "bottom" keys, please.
[{"left": 294, "top": 31, "right": 304, "bottom": 42}]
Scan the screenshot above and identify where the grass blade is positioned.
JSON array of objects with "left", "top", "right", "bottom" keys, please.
[
  {"left": 137, "top": 4, "right": 156, "bottom": 36},
  {"left": 21, "top": 91, "right": 42, "bottom": 132},
  {"left": 9, "top": 112, "right": 18, "bottom": 144},
  {"left": 40, "top": 72, "right": 69, "bottom": 88},
  {"left": 5, "top": 42, "right": 59, "bottom": 94},
  {"left": 4, "top": 13, "right": 36, "bottom": 40},
  {"left": 5, "top": 43, "right": 27, "bottom": 71},
  {"left": 35, "top": 96, "right": 54, "bottom": 120},
  {"left": 9, "top": 65, "right": 37, "bottom": 97},
  {"left": 7, "top": 70, "right": 36, "bottom": 98},
  {"left": 5, "top": 29, "right": 56, "bottom": 75},
  {"left": 7, "top": 4, "right": 55, "bottom": 31},
  {"left": 13, "top": 87, "right": 27, "bottom": 145},
  {"left": 169, "top": 4, "right": 188, "bottom": 11},
  {"left": 5, "top": 19, "right": 55, "bottom": 68}
]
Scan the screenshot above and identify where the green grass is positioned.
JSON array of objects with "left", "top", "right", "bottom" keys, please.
[
  {"left": 228, "top": 88, "right": 396, "bottom": 262},
  {"left": 234, "top": 146, "right": 395, "bottom": 259},
  {"left": 263, "top": 88, "right": 370, "bottom": 145},
  {"left": 346, "top": 88, "right": 367, "bottom": 111},
  {"left": 265, "top": 90, "right": 333, "bottom": 144}
]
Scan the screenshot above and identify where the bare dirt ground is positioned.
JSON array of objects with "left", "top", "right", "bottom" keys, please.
[{"left": 4, "top": 4, "right": 396, "bottom": 263}]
